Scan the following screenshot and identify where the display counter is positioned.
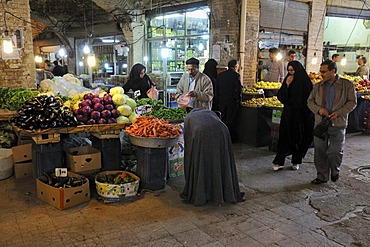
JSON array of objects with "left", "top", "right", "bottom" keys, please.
[
  {"left": 347, "top": 93, "right": 370, "bottom": 133},
  {"left": 237, "top": 106, "right": 272, "bottom": 147}
]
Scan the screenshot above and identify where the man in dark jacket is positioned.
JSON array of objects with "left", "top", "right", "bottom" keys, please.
[
  {"left": 216, "top": 59, "right": 242, "bottom": 142},
  {"left": 52, "top": 60, "right": 65, "bottom": 77}
]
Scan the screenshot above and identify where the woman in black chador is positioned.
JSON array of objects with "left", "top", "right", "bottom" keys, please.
[
  {"left": 203, "top": 59, "right": 219, "bottom": 111},
  {"left": 123, "top": 63, "right": 154, "bottom": 99},
  {"left": 272, "top": 61, "right": 314, "bottom": 171},
  {"left": 180, "top": 109, "right": 244, "bottom": 206}
]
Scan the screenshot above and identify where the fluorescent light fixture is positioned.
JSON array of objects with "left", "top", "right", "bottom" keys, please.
[
  {"left": 102, "top": 39, "right": 118, "bottom": 43},
  {"left": 79, "top": 61, "right": 84, "bottom": 66},
  {"left": 58, "top": 47, "right": 66, "bottom": 57},
  {"left": 311, "top": 52, "right": 317, "bottom": 65},
  {"left": 201, "top": 35, "right": 209, "bottom": 39},
  {"left": 87, "top": 53, "right": 96, "bottom": 67},
  {"left": 341, "top": 54, "right": 347, "bottom": 66},
  {"left": 276, "top": 52, "right": 282, "bottom": 61},
  {"left": 35, "top": 55, "right": 43, "bottom": 63},
  {"left": 83, "top": 43, "right": 90, "bottom": 54},
  {"left": 2, "top": 34, "right": 13, "bottom": 54}
]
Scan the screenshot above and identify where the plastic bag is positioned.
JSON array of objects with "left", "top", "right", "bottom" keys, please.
[
  {"left": 177, "top": 93, "right": 191, "bottom": 108},
  {"left": 313, "top": 117, "right": 331, "bottom": 139},
  {"left": 147, "top": 86, "right": 158, "bottom": 100}
]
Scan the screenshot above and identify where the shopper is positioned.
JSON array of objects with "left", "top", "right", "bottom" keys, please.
[
  {"left": 216, "top": 59, "right": 242, "bottom": 142},
  {"left": 332, "top": 54, "right": 340, "bottom": 63},
  {"left": 52, "top": 60, "right": 65, "bottom": 76},
  {"left": 123, "top": 63, "right": 155, "bottom": 99},
  {"left": 272, "top": 61, "right": 314, "bottom": 171},
  {"left": 307, "top": 60, "right": 357, "bottom": 184},
  {"left": 180, "top": 108, "right": 244, "bottom": 206},
  {"left": 203, "top": 59, "right": 219, "bottom": 111},
  {"left": 262, "top": 47, "right": 284, "bottom": 83},
  {"left": 176, "top": 57, "right": 213, "bottom": 110}
]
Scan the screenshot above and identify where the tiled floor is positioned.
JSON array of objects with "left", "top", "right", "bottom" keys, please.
[{"left": 1, "top": 132, "right": 370, "bottom": 246}]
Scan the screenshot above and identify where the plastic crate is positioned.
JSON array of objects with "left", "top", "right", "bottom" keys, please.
[
  {"left": 133, "top": 147, "right": 167, "bottom": 190},
  {"left": 91, "top": 136, "right": 121, "bottom": 171},
  {"left": 32, "top": 142, "right": 64, "bottom": 178}
]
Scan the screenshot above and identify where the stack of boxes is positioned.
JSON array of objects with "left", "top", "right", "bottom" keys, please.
[{"left": 12, "top": 143, "right": 33, "bottom": 178}]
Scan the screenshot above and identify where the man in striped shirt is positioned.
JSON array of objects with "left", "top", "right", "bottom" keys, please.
[{"left": 263, "top": 47, "right": 284, "bottom": 83}]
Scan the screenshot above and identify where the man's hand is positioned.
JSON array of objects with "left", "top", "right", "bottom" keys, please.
[
  {"left": 329, "top": 111, "right": 338, "bottom": 119},
  {"left": 188, "top": 91, "right": 196, "bottom": 97},
  {"left": 319, "top": 108, "right": 329, "bottom": 117}
]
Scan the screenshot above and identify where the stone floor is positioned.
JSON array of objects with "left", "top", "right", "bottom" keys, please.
[{"left": 1, "top": 132, "right": 370, "bottom": 246}]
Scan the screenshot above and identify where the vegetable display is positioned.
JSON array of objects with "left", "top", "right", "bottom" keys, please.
[
  {"left": 0, "top": 122, "right": 16, "bottom": 148},
  {"left": 11, "top": 95, "right": 78, "bottom": 130},
  {"left": 136, "top": 98, "right": 163, "bottom": 107},
  {"left": 39, "top": 172, "right": 87, "bottom": 188},
  {"left": 74, "top": 92, "right": 120, "bottom": 124},
  {"left": 96, "top": 172, "right": 136, "bottom": 184},
  {"left": 145, "top": 107, "right": 187, "bottom": 121},
  {"left": 125, "top": 116, "right": 181, "bottom": 138},
  {"left": 0, "top": 87, "right": 39, "bottom": 110}
]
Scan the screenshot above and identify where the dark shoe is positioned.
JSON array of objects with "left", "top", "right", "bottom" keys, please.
[
  {"left": 331, "top": 174, "right": 339, "bottom": 182},
  {"left": 311, "top": 178, "right": 327, "bottom": 184}
]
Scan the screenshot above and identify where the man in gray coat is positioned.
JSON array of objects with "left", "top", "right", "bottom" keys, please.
[
  {"left": 308, "top": 60, "right": 357, "bottom": 184},
  {"left": 176, "top": 57, "right": 213, "bottom": 110}
]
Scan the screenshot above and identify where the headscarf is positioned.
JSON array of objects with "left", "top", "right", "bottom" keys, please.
[
  {"left": 129, "top": 63, "right": 146, "bottom": 83},
  {"left": 203, "top": 59, "right": 218, "bottom": 80},
  {"left": 284, "top": 60, "right": 311, "bottom": 85}
]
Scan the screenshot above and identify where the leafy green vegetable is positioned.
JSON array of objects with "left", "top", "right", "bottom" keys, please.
[
  {"left": 136, "top": 98, "right": 163, "bottom": 107},
  {"left": 0, "top": 87, "right": 40, "bottom": 110},
  {"left": 145, "top": 107, "right": 187, "bottom": 120}
]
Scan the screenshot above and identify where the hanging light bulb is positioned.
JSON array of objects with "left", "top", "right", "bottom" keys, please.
[
  {"left": 341, "top": 54, "right": 347, "bottom": 66},
  {"left": 276, "top": 52, "right": 282, "bottom": 61},
  {"left": 312, "top": 52, "right": 318, "bottom": 65},
  {"left": 198, "top": 43, "right": 204, "bottom": 51},
  {"left": 34, "top": 55, "right": 43, "bottom": 63},
  {"left": 87, "top": 53, "right": 96, "bottom": 67},
  {"left": 79, "top": 61, "right": 84, "bottom": 66},
  {"left": 58, "top": 47, "right": 66, "bottom": 57},
  {"left": 3, "top": 31, "right": 13, "bottom": 54},
  {"left": 83, "top": 42, "right": 90, "bottom": 54}
]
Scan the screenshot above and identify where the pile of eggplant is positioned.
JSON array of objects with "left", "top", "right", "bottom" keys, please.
[
  {"left": 11, "top": 95, "right": 78, "bottom": 130},
  {"left": 39, "top": 172, "right": 87, "bottom": 188}
]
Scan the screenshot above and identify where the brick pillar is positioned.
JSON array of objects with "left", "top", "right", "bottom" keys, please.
[
  {"left": 121, "top": 19, "right": 144, "bottom": 71},
  {"left": 209, "top": 0, "right": 240, "bottom": 66},
  {"left": 0, "top": 0, "right": 36, "bottom": 88},
  {"left": 306, "top": 0, "right": 327, "bottom": 73},
  {"left": 243, "top": 0, "right": 260, "bottom": 87}
]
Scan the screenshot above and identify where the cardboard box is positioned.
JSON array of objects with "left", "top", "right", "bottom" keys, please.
[
  {"left": 65, "top": 146, "right": 101, "bottom": 173},
  {"left": 36, "top": 172, "right": 90, "bottom": 210},
  {"left": 14, "top": 162, "right": 32, "bottom": 178},
  {"left": 12, "top": 144, "right": 32, "bottom": 163}
]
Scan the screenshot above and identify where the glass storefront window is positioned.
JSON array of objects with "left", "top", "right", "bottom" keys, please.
[{"left": 146, "top": 7, "right": 210, "bottom": 74}]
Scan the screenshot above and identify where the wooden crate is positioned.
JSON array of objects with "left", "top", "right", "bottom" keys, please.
[
  {"left": 91, "top": 130, "right": 121, "bottom": 139},
  {"left": 32, "top": 133, "right": 60, "bottom": 144}
]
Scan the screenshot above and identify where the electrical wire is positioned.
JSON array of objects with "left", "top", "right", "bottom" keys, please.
[
  {"left": 278, "top": 0, "right": 287, "bottom": 47},
  {"left": 313, "top": 0, "right": 329, "bottom": 50},
  {"left": 343, "top": 0, "right": 366, "bottom": 48}
]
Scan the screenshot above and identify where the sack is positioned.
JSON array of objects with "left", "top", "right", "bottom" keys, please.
[
  {"left": 146, "top": 86, "right": 158, "bottom": 100},
  {"left": 313, "top": 117, "right": 331, "bottom": 139},
  {"left": 177, "top": 93, "right": 191, "bottom": 108}
]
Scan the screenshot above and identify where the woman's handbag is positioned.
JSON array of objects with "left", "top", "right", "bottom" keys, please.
[{"left": 313, "top": 117, "right": 331, "bottom": 139}]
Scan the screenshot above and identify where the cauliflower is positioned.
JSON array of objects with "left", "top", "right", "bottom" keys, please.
[
  {"left": 40, "top": 79, "right": 54, "bottom": 92},
  {"left": 117, "top": 104, "right": 132, "bottom": 116},
  {"left": 109, "top": 86, "right": 124, "bottom": 96},
  {"left": 112, "top": 94, "right": 126, "bottom": 106}
]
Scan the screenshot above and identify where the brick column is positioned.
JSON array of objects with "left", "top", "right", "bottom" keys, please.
[
  {"left": 306, "top": 0, "right": 327, "bottom": 73},
  {"left": 0, "top": 0, "right": 36, "bottom": 88}
]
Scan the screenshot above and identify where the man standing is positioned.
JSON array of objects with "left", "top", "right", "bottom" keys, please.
[
  {"left": 176, "top": 57, "right": 213, "bottom": 110},
  {"left": 216, "top": 59, "right": 242, "bottom": 142},
  {"left": 332, "top": 54, "right": 340, "bottom": 63},
  {"left": 307, "top": 60, "right": 357, "bottom": 184},
  {"left": 355, "top": 57, "right": 369, "bottom": 78},
  {"left": 263, "top": 47, "right": 284, "bottom": 83}
]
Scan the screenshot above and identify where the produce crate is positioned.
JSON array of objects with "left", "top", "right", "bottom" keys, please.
[
  {"left": 95, "top": 171, "right": 140, "bottom": 203},
  {"left": 91, "top": 136, "right": 121, "bottom": 171},
  {"left": 65, "top": 146, "right": 101, "bottom": 173},
  {"left": 32, "top": 133, "right": 60, "bottom": 144},
  {"left": 91, "top": 130, "right": 120, "bottom": 139},
  {"left": 36, "top": 172, "right": 90, "bottom": 210},
  {"left": 0, "top": 148, "right": 13, "bottom": 180}
]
